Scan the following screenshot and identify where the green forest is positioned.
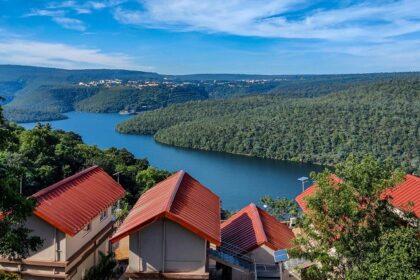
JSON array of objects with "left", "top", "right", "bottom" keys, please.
[
  {"left": 0, "top": 102, "right": 172, "bottom": 260},
  {"left": 117, "top": 78, "right": 420, "bottom": 175},
  {"left": 75, "top": 84, "right": 208, "bottom": 113},
  {"left": 2, "top": 65, "right": 419, "bottom": 123},
  {"left": 0, "top": 104, "right": 170, "bottom": 206}
]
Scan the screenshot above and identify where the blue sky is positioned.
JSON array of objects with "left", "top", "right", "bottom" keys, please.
[{"left": 0, "top": 0, "right": 419, "bottom": 74}]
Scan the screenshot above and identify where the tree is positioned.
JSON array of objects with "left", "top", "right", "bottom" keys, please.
[
  {"left": 290, "top": 155, "right": 419, "bottom": 279},
  {"left": 0, "top": 107, "right": 43, "bottom": 259},
  {"left": 82, "top": 252, "right": 117, "bottom": 280},
  {"left": 260, "top": 196, "right": 299, "bottom": 221},
  {"left": 346, "top": 227, "right": 420, "bottom": 280},
  {"left": 136, "top": 167, "right": 171, "bottom": 193},
  {"left": 0, "top": 271, "right": 21, "bottom": 280}
]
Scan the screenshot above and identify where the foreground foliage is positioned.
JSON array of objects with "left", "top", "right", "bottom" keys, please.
[
  {"left": 0, "top": 103, "right": 43, "bottom": 259},
  {"left": 118, "top": 78, "right": 420, "bottom": 175},
  {"left": 260, "top": 196, "right": 299, "bottom": 221},
  {"left": 290, "top": 155, "right": 419, "bottom": 280},
  {"left": 82, "top": 252, "right": 117, "bottom": 280},
  {"left": 0, "top": 271, "right": 21, "bottom": 280},
  {"left": 0, "top": 103, "right": 170, "bottom": 258}
]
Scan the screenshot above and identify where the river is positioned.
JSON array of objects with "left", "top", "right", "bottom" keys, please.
[{"left": 21, "top": 111, "right": 325, "bottom": 210}]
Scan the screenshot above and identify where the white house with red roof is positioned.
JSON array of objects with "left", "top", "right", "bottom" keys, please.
[
  {"left": 217, "top": 203, "right": 295, "bottom": 280},
  {"left": 0, "top": 166, "right": 125, "bottom": 280},
  {"left": 110, "top": 170, "right": 221, "bottom": 280}
]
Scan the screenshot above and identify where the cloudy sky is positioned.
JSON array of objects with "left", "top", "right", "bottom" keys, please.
[{"left": 0, "top": 0, "right": 419, "bottom": 74}]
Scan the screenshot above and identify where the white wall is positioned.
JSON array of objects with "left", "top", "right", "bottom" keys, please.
[
  {"left": 25, "top": 215, "right": 66, "bottom": 261},
  {"left": 249, "top": 245, "right": 275, "bottom": 264},
  {"left": 165, "top": 220, "right": 206, "bottom": 273},
  {"left": 129, "top": 218, "right": 207, "bottom": 274},
  {"left": 66, "top": 206, "right": 112, "bottom": 260}
]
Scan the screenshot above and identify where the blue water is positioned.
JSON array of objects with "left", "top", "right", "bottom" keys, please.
[{"left": 21, "top": 112, "right": 325, "bottom": 210}]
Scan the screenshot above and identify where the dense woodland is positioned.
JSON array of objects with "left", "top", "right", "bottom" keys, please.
[
  {"left": 2, "top": 65, "right": 419, "bottom": 122},
  {"left": 0, "top": 104, "right": 170, "bottom": 206},
  {"left": 75, "top": 84, "right": 208, "bottom": 112},
  {"left": 117, "top": 78, "right": 420, "bottom": 175},
  {"left": 0, "top": 102, "right": 171, "bottom": 261}
]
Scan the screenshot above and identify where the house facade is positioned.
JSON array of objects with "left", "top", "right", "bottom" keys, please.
[
  {"left": 218, "top": 203, "right": 295, "bottom": 280},
  {"left": 0, "top": 166, "right": 125, "bottom": 279},
  {"left": 111, "top": 170, "right": 221, "bottom": 280}
]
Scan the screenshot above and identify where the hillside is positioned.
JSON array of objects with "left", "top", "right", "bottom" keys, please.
[
  {"left": 117, "top": 78, "right": 420, "bottom": 175},
  {"left": 0, "top": 65, "right": 164, "bottom": 122},
  {"left": 2, "top": 65, "right": 419, "bottom": 122}
]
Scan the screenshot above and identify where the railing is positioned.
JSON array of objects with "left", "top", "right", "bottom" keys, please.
[
  {"left": 208, "top": 248, "right": 254, "bottom": 271},
  {"left": 255, "top": 263, "right": 280, "bottom": 272},
  {"left": 208, "top": 241, "right": 256, "bottom": 271},
  {"left": 218, "top": 242, "right": 253, "bottom": 262}
]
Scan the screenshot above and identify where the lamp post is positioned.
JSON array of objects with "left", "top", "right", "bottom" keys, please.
[
  {"left": 113, "top": 171, "right": 122, "bottom": 211},
  {"left": 297, "top": 176, "right": 309, "bottom": 193}
]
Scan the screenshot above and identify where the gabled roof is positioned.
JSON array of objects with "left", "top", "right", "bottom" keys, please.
[
  {"left": 110, "top": 170, "right": 221, "bottom": 245},
  {"left": 296, "top": 174, "right": 420, "bottom": 218},
  {"left": 221, "top": 204, "right": 295, "bottom": 253},
  {"left": 32, "top": 166, "right": 125, "bottom": 236},
  {"left": 296, "top": 174, "right": 342, "bottom": 212},
  {"left": 381, "top": 174, "right": 420, "bottom": 217}
]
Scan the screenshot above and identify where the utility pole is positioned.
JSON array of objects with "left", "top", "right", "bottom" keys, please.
[{"left": 297, "top": 176, "right": 309, "bottom": 193}]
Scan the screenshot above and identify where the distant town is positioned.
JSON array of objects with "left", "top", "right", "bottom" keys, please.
[{"left": 77, "top": 78, "right": 283, "bottom": 89}]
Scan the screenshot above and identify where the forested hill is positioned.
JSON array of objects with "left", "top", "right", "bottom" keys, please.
[
  {"left": 2, "top": 64, "right": 419, "bottom": 122},
  {"left": 117, "top": 78, "right": 420, "bottom": 175}
]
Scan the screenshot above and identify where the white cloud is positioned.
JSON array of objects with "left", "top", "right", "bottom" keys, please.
[
  {"left": 52, "top": 17, "right": 86, "bottom": 31},
  {"left": 47, "top": 0, "right": 122, "bottom": 14},
  {"left": 24, "top": 9, "right": 65, "bottom": 17},
  {"left": 23, "top": 0, "right": 128, "bottom": 31},
  {"left": 113, "top": 0, "right": 420, "bottom": 41},
  {"left": 24, "top": 8, "right": 87, "bottom": 31},
  {"left": 0, "top": 39, "right": 148, "bottom": 70}
]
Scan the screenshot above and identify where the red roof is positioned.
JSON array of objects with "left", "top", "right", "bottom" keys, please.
[
  {"left": 221, "top": 204, "right": 295, "bottom": 253},
  {"left": 296, "top": 174, "right": 420, "bottom": 217},
  {"left": 110, "top": 170, "right": 221, "bottom": 245},
  {"left": 381, "top": 174, "right": 420, "bottom": 217},
  {"left": 295, "top": 174, "right": 342, "bottom": 212},
  {"left": 32, "top": 166, "right": 125, "bottom": 236}
]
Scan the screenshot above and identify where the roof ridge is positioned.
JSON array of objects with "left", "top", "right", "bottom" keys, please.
[
  {"left": 250, "top": 203, "right": 268, "bottom": 244},
  {"left": 32, "top": 166, "right": 100, "bottom": 199},
  {"left": 165, "top": 170, "right": 185, "bottom": 212}
]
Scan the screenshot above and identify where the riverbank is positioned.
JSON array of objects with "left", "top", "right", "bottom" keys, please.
[{"left": 21, "top": 111, "right": 325, "bottom": 209}]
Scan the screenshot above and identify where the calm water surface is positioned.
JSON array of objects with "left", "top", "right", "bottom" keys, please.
[{"left": 21, "top": 112, "right": 325, "bottom": 209}]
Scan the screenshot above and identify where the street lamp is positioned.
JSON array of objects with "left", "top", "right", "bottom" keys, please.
[
  {"left": 297, "top": 176, "right": 309, "bottom": 193},
  {"left": 113, "top": 171, "right": 122, "bottom": 211}
]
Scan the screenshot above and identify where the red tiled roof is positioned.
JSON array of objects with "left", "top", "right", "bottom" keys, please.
[
  {"left": 110, "top": 170, "right": 221, "bottom": 245},
  {"left": 221, "top": 204, "right": 295, "bottom": 253},
  {"left": 32, "top": 166, "right": 125, "bottom": 236},
  {"left": 296, "top": 174, "right": 420, "bottom": 217},
  {"left": 295, "top": 174, "right": 342, "bottom": 212},
  {"left": 381, "top": 174, "right": 420, "bottom": 217}
]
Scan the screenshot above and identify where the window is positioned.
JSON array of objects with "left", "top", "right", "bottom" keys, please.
[{"left": 100, "top": 210, "right": 108, "bottom": 221}]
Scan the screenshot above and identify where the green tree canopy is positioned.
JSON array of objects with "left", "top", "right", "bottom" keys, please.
[
  {"left": 260, "top": 196, "right": 299, "bottom": 221},
  {"left": 290, "top": 155, "right": 419, "bottom": 280},
  {"left": 0, "top": 105, "right": 43, "bottom": 259},
  {"left": 0, "top": 103, "right": 170, "bottom": 259}
]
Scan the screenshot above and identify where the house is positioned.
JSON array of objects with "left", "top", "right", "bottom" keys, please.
[
  {"left": 218, "top": 203, "right": 295, "bottom": 280},
  {"left": 0, "top": 166, "right": 125, "bottom": 279},
  {"left": 110, "top": 170, "right": 221, "bottom": 280},
  {"left": 296, "top": 174, "right": 420, "bottom": 218}
]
